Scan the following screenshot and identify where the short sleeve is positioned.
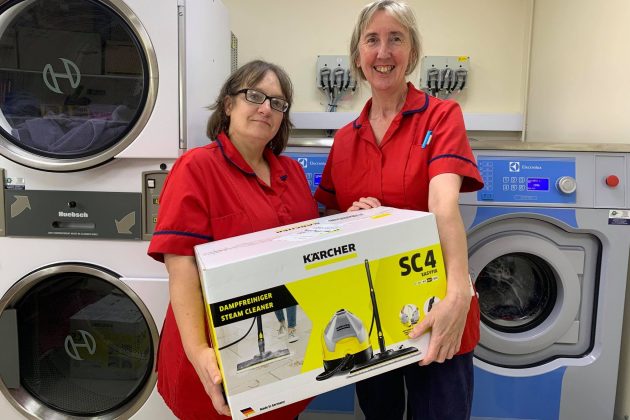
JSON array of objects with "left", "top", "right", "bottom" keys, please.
[
  {"left": 147, "top": 151, "right": 213, "bottom": 262},
  {"left": 426, "top": 101, "right": 484, "bottom": 193},
  {"left": 314, "top": 144, "right": 340, "bottom": 210}
]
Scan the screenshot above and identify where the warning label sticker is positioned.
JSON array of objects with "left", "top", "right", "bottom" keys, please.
[{"left": 608, "top": 210, "right": 630, "bottom": 225}]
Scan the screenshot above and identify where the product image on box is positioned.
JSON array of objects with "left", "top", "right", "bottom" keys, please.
[
  {"left": 316, "top": 260, "right": 418, "bottom": 381},
  {"left": 208, "top": 290, "right": 312, "bottom": 395},
  {"left": 235, "top": 315, "right": 290, "bottom": 372},
  {"left": 195, "top": 207, "right": 447, "bottom": 419}
]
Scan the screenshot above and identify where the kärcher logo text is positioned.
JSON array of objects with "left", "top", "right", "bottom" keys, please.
[{"left": 303, "top": 243, "right": 356, "bottom": 264}]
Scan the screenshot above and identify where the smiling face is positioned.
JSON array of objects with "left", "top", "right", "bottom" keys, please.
[
  {"left": 357, "top": 10, "right": 412, "bottom": 95},
  {"left": 225, "top": 70, "right": 285, "bottom": 148}
]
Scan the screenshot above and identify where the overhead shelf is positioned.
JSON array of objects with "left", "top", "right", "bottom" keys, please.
[{"left": 290, "top": 112, "right": 523, "bottom": 131}]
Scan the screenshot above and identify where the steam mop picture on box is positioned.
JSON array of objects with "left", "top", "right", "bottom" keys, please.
[
  {"left": 208, "top": 289, "right": 314, "bottom": 394},
  {"left": 315, "top": 260, "right": 419, "bottom": 380},
  {"left": 235, "top": 315, "right": 289, "bottom": 372},
  {"left": 195, "top": 207, "right": 447, "bottom": 419}
]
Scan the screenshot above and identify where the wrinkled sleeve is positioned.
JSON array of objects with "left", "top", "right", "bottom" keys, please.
[
  {"left": 427, "top": 101, "right": 484, "bottom": 193},
  {"left": 148, "top": 153, "right": 213, "bottom": 262}
]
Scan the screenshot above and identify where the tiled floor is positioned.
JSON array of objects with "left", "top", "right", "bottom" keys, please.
[{"left": 215, "top": 306, "right": 313, "bottom": 394}]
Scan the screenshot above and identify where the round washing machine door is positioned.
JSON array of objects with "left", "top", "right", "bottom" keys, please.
[
  {"left": 0, "top": 0, "right": 157, "bottom": 172},
  {"left": 0, "top": 263, "right": 158, "bottom": 419},
  {"left": 468, "top": 217, "right": 600, "bottom": 368}
]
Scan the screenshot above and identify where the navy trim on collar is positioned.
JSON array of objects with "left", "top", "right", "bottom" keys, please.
[
  {"left": 428, "top": 154, "right": 478, "bottom": 168},
  {"left": 402, "top": 92, "right": 430, "bottom": 116},
  {"left": 353, "top": 91, "right": 429, "bottom": 129},
  {"left": 153, "top": 230, "right": 213, "bottom": 241},
  {"left": 215, "top": 138, "right": 256, "bottom": 177}
]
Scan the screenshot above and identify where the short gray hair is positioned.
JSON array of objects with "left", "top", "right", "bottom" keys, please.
[{"left": 350, "top": 0, "right": 422, "bottom": 81}]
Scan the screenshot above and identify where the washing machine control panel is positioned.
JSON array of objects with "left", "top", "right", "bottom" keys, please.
[
  {"left": 283, "top": 152, "right": 328, "bottom": 195},
  {"left": 477, "top": 156, "right": 576, "bottom": 204},
  {"left": 284, "top": 151, "right": 329, "bottom": 213}
]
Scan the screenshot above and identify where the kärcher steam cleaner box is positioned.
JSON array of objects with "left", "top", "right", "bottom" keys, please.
[{"left": 194, "top": 207, "right": 447, "bottom": 419}]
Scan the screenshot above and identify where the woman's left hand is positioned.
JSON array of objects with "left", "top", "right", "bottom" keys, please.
[
  {"left": 347, "top": 197, "right": 381, "bottom": 211},
  {"left": 411, "top": 173, "right": 472, "bottom": 365},
  {"left": 408, "top": 286, "right": 471, "bottom": 365}
]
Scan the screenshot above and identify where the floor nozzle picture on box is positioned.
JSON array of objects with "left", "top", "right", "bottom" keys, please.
[{"left": 219, "top": 315, "right": 291, "bottom": 372}]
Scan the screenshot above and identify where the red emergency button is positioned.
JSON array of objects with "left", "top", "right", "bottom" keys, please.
[{"left": 605, "top": 175, "right": 620, "bottom": 187}]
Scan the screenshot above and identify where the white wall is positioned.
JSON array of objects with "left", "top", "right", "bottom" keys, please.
[
  {"left": 223, "top": 0, "right": 532, "bottom": 117},
  {"left": 526, "top": 0, "right": 630, "bottom": 143},
  {"left": 224, "top": 0, "right": 630, "bottom": 143}
]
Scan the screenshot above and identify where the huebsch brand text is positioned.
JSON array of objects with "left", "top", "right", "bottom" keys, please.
[{"left": 58, "top": 211, "right": 88, "bottom": 218}]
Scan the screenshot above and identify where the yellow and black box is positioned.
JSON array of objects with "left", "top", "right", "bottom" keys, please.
[{"left": 195, "top": 207, "right": 447, "bottom": 419}]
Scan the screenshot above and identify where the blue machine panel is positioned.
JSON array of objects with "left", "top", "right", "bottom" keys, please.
[
  {"left": 283, "top": 152, "right": 328, "bottom": 195},
  {"left": 477, "top": 156, "right": 576, "bottom": 204},
  {"left": 306, "top": 385, "right": 356, "bottom": 414},
  {"left": 472, "top": 366, "right": 565, "bottom": 420}
]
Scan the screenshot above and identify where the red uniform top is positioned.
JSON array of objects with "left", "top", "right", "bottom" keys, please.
[
  {"left": 314, "top": 83, "right": 484, "bottom": 354},
  {"left": 149, "top": 132, "right": 318, "bottom": 420}
]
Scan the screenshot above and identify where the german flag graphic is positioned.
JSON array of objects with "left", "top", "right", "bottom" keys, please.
[{"left": 240, "top": 407, "right": 255, "bottom": 417}]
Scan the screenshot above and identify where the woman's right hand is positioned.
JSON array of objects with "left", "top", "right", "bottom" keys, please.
[
  {"left": 347, "top": 196, "right": 381, "bottom": 211},
  {"left": 165, "top": 254, "right": 232, "bottom": 417},
  {"left": 189, "top": 344, "right": 231, "bottom": 416}
]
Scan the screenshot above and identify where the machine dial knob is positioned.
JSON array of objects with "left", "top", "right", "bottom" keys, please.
[{"left": 556, "top": 176, "right": 577, "bottom": 194}]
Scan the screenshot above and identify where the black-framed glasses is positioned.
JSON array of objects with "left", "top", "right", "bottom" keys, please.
[{"left": 233, "top": 88, "right": 289, "bottom": 113}]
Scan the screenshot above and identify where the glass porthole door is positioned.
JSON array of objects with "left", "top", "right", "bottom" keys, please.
[
  {"left": 476, "top": 252, "right": 557, "bottom": 334},
  {"left": 467, "top": 217, "right": 600, "bottom": 368},
  {"left": 0, "top": 0, "right": 156, "bottom": 171},
  {"left": 0, "top": 264, "right": 158, "bottom": 419}
]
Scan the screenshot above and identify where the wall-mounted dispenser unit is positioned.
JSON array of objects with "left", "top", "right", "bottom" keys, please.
[
  {"left": 316, "top": 55, "right": 356, "bottom": 112},
  {"left": 420, "top": 55, "right": 469, "bottom": 99}
]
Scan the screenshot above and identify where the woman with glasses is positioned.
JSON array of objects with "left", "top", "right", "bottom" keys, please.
[
  {"left": 315, "top": 1, "right": 483, "bottom": 419},
  {"left": 148, "top": 60, "right": 317, "bottom": 420}
]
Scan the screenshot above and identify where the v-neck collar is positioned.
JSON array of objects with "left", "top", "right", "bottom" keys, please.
[
  {"left": 352, "top": 82, "right": 430, "bottom": 147},
  {"left": 215, "top": 132, "right": 288, "bottom": 189}
]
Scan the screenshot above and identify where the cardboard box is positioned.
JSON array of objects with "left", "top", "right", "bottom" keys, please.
[
  {"left": 68, "top": 293, "right": 151, "bottom": 380},
  {"left": 104, "top": 41, "right": 142, "bottom": 75},
  {"left": 33, "top": 0, "right": 96, "bottom": 33},
  {"left": 195, "top": 207, "right": 447, "bottom": 419},
  {"left": 0, "top": 28, "right": 17, "bottom": 69},
  {"left": 17, "top": 28, "right": 101, "bottom": 74}
]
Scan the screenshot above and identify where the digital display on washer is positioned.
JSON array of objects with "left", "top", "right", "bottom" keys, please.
[
  {"left": 527, "top": 178, "right": 549, "bottom": 191},
  {"left": 476, "top": 156, "right": 576, "bottom": 204}
]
